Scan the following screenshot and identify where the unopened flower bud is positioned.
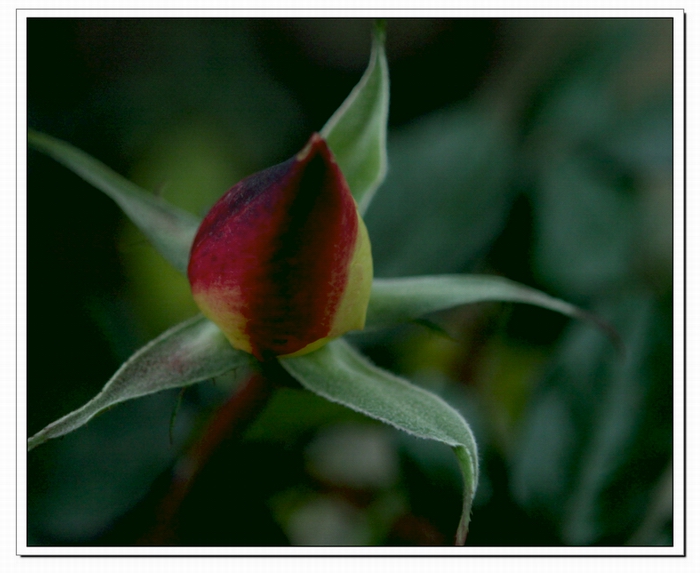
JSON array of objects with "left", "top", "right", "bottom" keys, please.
[{"left": 188, "top": 133, "right": 373, "bottom": 360}]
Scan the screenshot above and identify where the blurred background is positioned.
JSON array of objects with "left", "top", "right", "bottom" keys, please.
[{"left": 27, "top": 17, "right": 673, "bottom": 546}]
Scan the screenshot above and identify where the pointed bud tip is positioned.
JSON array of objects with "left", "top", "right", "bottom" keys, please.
[{"left": 296, "top": 132, "right": 326, "bottom": 162}]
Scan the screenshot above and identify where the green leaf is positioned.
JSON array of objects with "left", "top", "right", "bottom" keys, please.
[
  {"left": 28, "top": 129, "right": 201, "bottom": 274},
  {"left": 532, "top": 152, "right": 635, "bottom": 298},
  {"left": 28, "top": 315, "right": 250, "bottom": 451},
  {"left": 321, "top": 20, "right": 389, "bottom": 214},
  {"left": 510, "top": 290, "right": 667, "bottom": 544},
  {"left": 281, "top": 339, "right": 478, "bottom": 545},
  {"left": 366, "top": 275, "right": 620, "bottom": 348}
]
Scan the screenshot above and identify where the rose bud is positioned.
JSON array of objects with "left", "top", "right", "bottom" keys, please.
[{"left": 188, "top": 133, "right": 373, "bottom": 360}]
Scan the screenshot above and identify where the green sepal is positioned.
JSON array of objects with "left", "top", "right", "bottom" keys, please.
[
  {"left": 281, "top": 338, "right": 478, "bottom": 545},
  {"left": 28, "top": 129, "right": 201, "bottom": 275},
  {"left": 367, "top": 274, "right": 621, "bottom": 348},
  {"left": 28, "top": 315, "right": 251, "bottom": 451},
  {"left": 321, "top": 20, "right": 390, "bottom": 214}
]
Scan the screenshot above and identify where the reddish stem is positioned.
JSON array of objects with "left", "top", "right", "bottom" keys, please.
[{"left": 141, "top": 369, "right": 276, "bottom": 544}]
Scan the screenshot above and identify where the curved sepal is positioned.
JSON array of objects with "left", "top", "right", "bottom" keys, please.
[
  {"left": 28, "top": 129, "right": 201, "bottom": 274},
  {"left": 281, "top": 338, "right": 478, "bottom": 545},
  {"left": 321, "top": 20, "right": 389, "bottom": 214},
  {"left": 366, "top": 274, "right": 621, "bottom": 348},
  {"left": 28, "top": 315, "right": 251, "bottom": 451}
]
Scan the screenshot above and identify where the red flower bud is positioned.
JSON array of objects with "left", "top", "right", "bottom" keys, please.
[{"left": 188, "top": 133, "right": 373, "bottom": 360}]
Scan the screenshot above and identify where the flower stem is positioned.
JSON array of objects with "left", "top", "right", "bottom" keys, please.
[{"left": 140, "top": 362, "right": 290, "bottom": 544}]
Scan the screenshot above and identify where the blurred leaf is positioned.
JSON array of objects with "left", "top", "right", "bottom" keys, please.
[
  {"left": 532, "top": 153, "right": 635, "bottom": 297},
  {"left": 364, "top": 105, "right": 514, "bottom": 277},
  {"left": 520, "top": 22, "right": 668, "bottom": 300},
  {"left": 28, "top": 315, "right": 250, "bottom": 451},
  {"left": 281, "top": 338, "right": 478, "bottom": 545},
  {"left": 601, "top": 98, "right": 672, "bottom": 173},
  {"left": 29, "top": 389, "right": 193, "bottom": 542},
  {"left": 321, "top": 20, "right": 389, "bottom": 214},
  {"left": 510, "top": 290, "right": 671, "bottom": 544},
  {"left": 28, "top": 129, "right": 201, "bottom": 274}
]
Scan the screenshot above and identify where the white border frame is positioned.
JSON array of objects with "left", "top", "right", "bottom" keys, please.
[{"left": 15, "top": 7, "right": 686, "bottom": 560}]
